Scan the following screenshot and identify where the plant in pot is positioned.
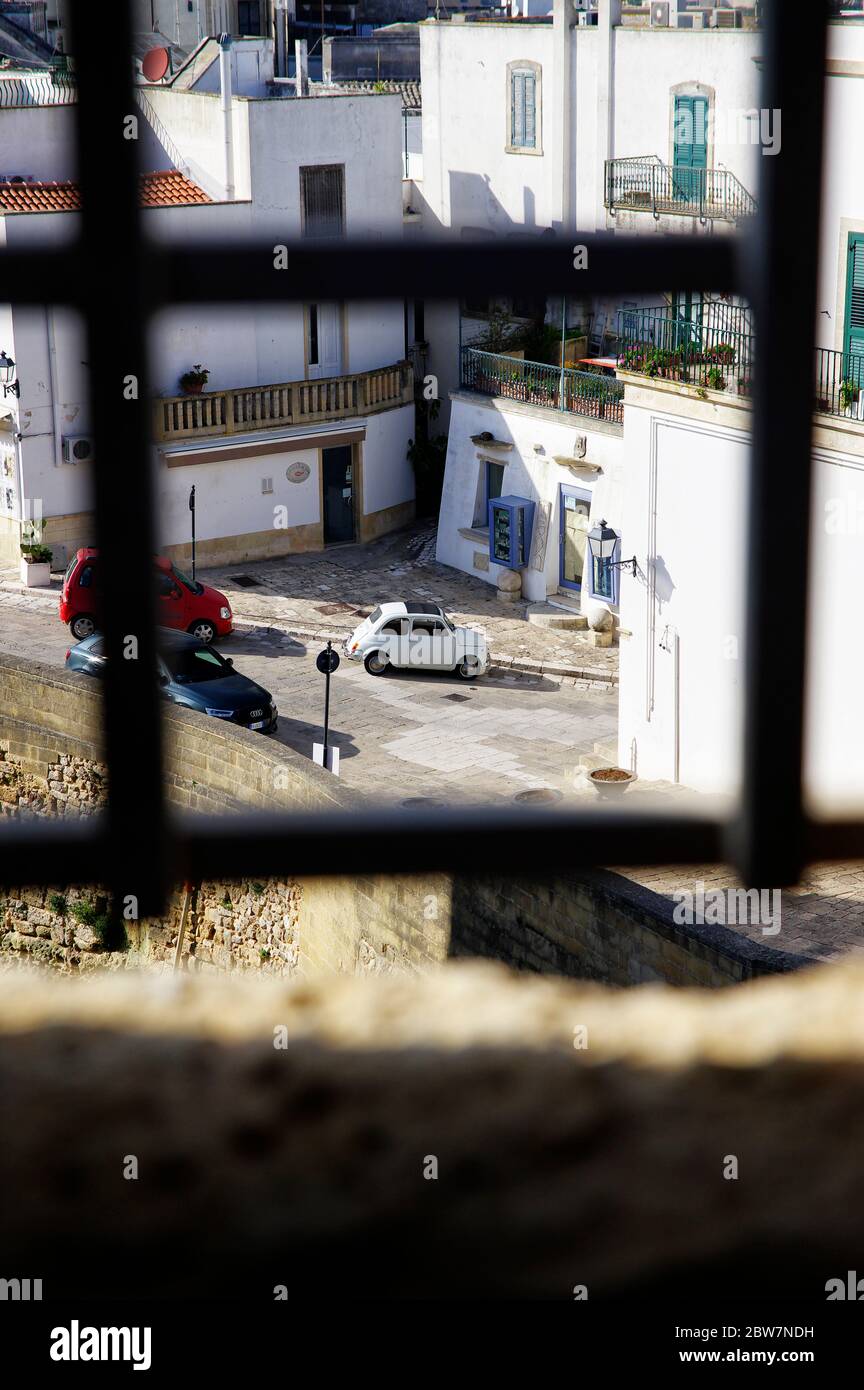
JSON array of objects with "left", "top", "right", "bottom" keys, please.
[
  {"left": 588, "top": 767, "right": 637, "bottom": 797},
  {"left": 179, "top": 364, "right": 210, "bottom": 396},
  {"left": 704, "top": 365, "right": 725, "bottom": 392},
  {"left": 840, "top": 378, "right": 860, "bottom": 416},
  {"left": 19, "top": 528, "right": 53, "bottom": 588}
]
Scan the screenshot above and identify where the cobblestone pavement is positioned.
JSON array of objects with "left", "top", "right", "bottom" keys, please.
[
  {"left": 199, "top": 523, "right": 619, "bottom": 685},
  {"left": 0, "top": 591, "right": 617, "bottom": 806}
]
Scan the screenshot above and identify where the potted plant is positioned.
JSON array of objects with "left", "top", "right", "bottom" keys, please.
[
  {"left": 20, "top": 534, "right": 53, "bottom": 588},
  {"left": 704, "top": 366, "right": 725, "bottom": 392},
  {"left": 179, "top": 364, "right": 210, "bottom": 396},
  {"left": 840, "top": 378, "right": 861, "bottom": 417}
]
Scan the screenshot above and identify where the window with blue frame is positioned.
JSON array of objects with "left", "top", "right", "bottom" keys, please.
[
  {"left": 508, "top": 63, "right": 540, "bottom": 151},
  {"left": 589, "top": 538, "right": 621, "bottom": 605}
]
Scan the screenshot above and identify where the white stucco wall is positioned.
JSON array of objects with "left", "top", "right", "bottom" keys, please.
[
  {"left": 0, "top": 104, "right": 77, "bottom": 185},
  {"left": 419, "top": 20, "right": 558, "bottom": 237},
  {"left": 158, "top": 444, "right": 320, "bottom": 548},
  {"left": 616, "top": 387, "right": 748, "bottom": 795},
  {"left": 11, "top": 305, "right": 92, "bottom": 520},
  {"left": 436, "top": 392, "right": 624, "bottom": 605},
  {"left": 362, "top": 404, "right": 415, "bottom": 516},
  {"left": 817, "top": 34, "right": 864, "bottom": 355}
]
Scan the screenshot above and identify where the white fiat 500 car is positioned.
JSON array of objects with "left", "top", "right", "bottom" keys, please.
[{"left": 345, "top": 602, "right": 488, "bottom": 680}]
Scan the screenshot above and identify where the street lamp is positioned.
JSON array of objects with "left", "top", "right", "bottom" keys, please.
[
  {"left": 0, "top": 352, "right": 20, "bottom": 399},
  {"left": 586, "top": 519, "right": 638, "bottom": 581}
]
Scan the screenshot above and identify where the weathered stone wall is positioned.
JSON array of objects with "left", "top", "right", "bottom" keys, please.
[
  {"left": 0, "top": 960, "right": 861, "bottom": 1300},
  {"left": 452, "top": 869, "right": 805, "bottom": 985},
  {"left": 0, "top": 654, "right": 802, "bottom": 988}
]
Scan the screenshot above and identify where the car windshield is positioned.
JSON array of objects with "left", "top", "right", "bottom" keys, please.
[
  {"left": 171, "top": 565, "right": 204, "bottom": 597},
  {"left": 165, "top": 646, "right": 230, "bottom": 683}
]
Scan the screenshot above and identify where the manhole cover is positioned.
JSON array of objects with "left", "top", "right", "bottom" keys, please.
[
  {"left": 316, "top": 602, "right": 363, "bottom": 616},
  {"left": 513, "top": 788, "right": 563, "bottom": 806},
  {"left": 444, "top": 693, "right": 472, "bottom": 703},
  {"left": 401, "top": 797, "right": 445, "bottom": 809},
  {"left": 230, "top": 574, "right": 262, "bottom": 588}
]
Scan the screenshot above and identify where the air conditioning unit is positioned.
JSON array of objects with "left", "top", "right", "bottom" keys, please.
[
  {"left": 576, "top": 11, "right": 598, "bottom": 23},
  {"left": 650, "top": 2, "right": 670, "bottom": 27},
  {"left": 679, "top": 11, "right": 706, "bottom": 27},
  {"left": 714, "top": 8, "right": 740, "bottom": 27},
  {"left": 62, "top": 435, "right": 94, "bottom": 465}
]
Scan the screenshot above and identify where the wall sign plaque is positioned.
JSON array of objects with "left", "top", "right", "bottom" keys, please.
[{"left": 286, "top": 461, "right": 311, "bottom": 484}]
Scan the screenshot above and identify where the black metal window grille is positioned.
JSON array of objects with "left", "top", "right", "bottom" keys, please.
[
  {"left": 300, "top": 164, "right": 346, "bottom": 239},
  {"left": 0, "top": 1, "right": 843, "bottom": 917}
]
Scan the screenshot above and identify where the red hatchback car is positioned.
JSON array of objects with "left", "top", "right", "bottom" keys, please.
[{"left": 60, "top": 549, "right": 233, "bottom": 645}]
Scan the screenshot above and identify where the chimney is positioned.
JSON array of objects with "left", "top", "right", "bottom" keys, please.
[
  {"left": 219, "top": 34, "right": 235, "bottom": 200},
  {"left": 295, "top": 39, "right": 309, "bottom": 97},
  {"left": 273, "top": 0, "right": 291, "bottom": 78}
]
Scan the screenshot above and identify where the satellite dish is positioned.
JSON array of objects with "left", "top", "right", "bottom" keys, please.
[{"left": 142, "top": 47, "right": 170, "bottom": 83}]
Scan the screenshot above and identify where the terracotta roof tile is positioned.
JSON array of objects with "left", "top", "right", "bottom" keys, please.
[{"left": 0, "top": 169, "right": 211, "bottom": 215}]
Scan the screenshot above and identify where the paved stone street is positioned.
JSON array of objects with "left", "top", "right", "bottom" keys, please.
[
  {"left": 3, "top": 575, "right": 864, "bottom": 965},
  {"left": 199, "top": 523, "right": 620, "bottom": 684},
  {"left": 0, "top": 588, "right": 617, "bottom": 807}
]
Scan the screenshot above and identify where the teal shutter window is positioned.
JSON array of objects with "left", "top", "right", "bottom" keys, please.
[
  {"left": 845, "top": 235, "right": 864, "bottom": 381},
  {"left": 673, "top": 95, "right": 708, "bottom": 201},
  {"left": 511, "top": 70, "right": 537, "bottom": 149}
]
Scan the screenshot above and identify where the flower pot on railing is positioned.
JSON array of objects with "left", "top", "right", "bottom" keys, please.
[{"left": 179, "top": 364, "right": 210, "bottom": 396}]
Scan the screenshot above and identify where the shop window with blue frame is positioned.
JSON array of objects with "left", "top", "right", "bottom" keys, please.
[{"left": 589, "top": 537, "right": 621, "bottom": 605}]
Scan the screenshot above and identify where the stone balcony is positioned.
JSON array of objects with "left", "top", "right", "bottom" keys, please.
[{"left": 152, "top": 360, "right": 414, "bottom": 444}]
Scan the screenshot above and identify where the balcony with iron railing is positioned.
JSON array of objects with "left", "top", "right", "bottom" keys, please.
[
  {"left": 615, "top": 312, "right": 755, "bottom": 397},
  {"left": 605, "top": 157, "right": 757, "bottom": 224},
  {"left": 459, "top": 346, "right": 624, "bottom": 425},
  {"left": 617, "top": 314, "right": 864, "bottom": 427},
  {"left": 153, "top": 360, "right": 414, "bottom": 444}
]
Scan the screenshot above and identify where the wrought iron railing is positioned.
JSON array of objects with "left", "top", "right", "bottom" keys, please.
[
  {"left": 616, "top": 312, "right": 755, "bottom": 396},
  {"left": 460, "top": 346, "right": 624, "bottom": 424},
  {"left": 815, "top": 347, "right": 864, "bottom": 421},
  {"left": 605, "top": 156, "right": 757, "bottom": 223}
]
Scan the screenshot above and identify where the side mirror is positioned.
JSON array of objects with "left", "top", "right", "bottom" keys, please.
[
  {"left": 225, "top": 657, "right": 234, "bottom": 666},
  {"left": 159, "top": 674, "right": 170, "bottom": 686}
]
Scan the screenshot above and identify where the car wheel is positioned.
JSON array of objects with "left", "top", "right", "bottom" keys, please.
[
  {"left": 364, "top": 650, "right": 389, "bottom": 676},
  {"left": 70, "top": 615, "right": 96, "bottom": 641},
  {"left": 457, "top": 658, "right": 480, "bottom": 681},
  {"left": 189, "top": 620, "right": 217, "bottom": 644}
]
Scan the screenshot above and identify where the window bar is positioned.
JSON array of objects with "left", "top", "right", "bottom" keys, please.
[
  {"left": 731, "top": 0, "right": 829, "bottom": 888},
  {"left": 68, "top": 0, "right": 166, "bottom": 918}
]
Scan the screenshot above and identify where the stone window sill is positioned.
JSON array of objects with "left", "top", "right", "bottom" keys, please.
[{"left": 459, "top": 526, "right": 489, "bottom": 543}]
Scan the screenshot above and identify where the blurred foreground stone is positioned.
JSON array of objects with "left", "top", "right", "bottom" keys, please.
[{"left": 1, "top": 959, "right": 863, "bottom": 1299}]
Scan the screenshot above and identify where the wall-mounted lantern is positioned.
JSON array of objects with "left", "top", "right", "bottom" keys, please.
[
  {"left": 587, "top": 519, "right": 637, "bottom": 580},
  {"left": 0, "top": 352, "right": 20, "bottom": 398}
]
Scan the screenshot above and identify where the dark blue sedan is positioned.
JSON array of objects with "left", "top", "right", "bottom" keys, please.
[{"left": 66, "top": 628, "right": 278, "bottom": 734}]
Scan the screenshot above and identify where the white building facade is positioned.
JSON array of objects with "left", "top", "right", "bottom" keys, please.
[
  {"left": 425, "top": 0, "right": 760, "bottom": 614},
  {"left": 0, "top": 38, "right": 416, "bottom": 570},
  {"left": 616, "top": 18, "right": 864, "bottom": 804}
]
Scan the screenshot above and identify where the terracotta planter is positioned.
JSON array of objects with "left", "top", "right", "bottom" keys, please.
[{"left": 181, "top": 381, "right": 205, "bottom": 396}]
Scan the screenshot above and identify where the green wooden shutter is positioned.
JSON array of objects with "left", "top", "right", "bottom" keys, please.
[
  {"left": 846, "top": 235, "right": 864, "bottom": 378},
  {"left": 511, "top": 71, "right": 536, "bottom": 149}
]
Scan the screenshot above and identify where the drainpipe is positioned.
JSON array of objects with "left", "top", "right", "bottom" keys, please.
[
  {"left": 553, "top": 0, "right": 574, "bottom": 233},
  {"left": 219, "top": 34, "right": 235, "bottom": 201},
  {"left": 46, "top": 306, "right": 62, "bottom": 475},
  {"left": 597, "top": 0, "right": 621, "bottom": 232},
  {"left": 273, "top": 0, "right": 290, "bottom": 79}
]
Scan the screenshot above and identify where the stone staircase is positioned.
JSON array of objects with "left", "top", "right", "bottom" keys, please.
[{"left": 526, "top": 591, "right": 588, "bottom": 631}]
